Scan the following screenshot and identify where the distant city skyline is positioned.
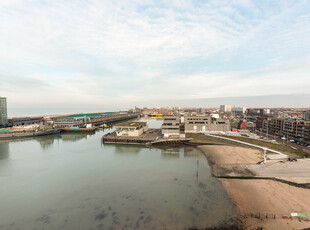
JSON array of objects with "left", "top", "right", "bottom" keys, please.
[
  {"left": 1, "top": 1, "right": 310, "bottom": 113},
  {"left": 6, "top": 94, "right": 310, "bottom": 117}
]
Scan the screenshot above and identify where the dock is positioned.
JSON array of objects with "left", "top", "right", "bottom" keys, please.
[
  {"left": 90, "top": 113, "right": 140, "bottom": 126},
  {"left": 102, "top": 129, "right": 191, "bottom": 145}
]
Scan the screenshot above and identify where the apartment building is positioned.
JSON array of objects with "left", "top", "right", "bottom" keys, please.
[
  {"left": 263, "top": 117, "right": 310, "bottom": 143},
  {"left": 0, "top": 97, "right": 8, "bottom": 127}
]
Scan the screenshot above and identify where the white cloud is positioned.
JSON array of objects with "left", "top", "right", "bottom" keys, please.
[{"left": 0, "top": 0, "right": 309, "bottom": 111}]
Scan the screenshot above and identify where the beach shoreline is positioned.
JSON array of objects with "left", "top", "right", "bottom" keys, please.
[{"left": 198, "top": 145, "right": 310, "bottom": 230}]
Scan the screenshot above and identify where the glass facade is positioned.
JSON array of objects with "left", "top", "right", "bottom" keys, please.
[{"left": 0, "top": 97, "right": 8, "bottom": 127}]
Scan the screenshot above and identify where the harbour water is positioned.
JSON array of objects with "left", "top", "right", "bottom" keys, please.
[{"left": 0, "top": 119, "right": 236, "bottom": 230}]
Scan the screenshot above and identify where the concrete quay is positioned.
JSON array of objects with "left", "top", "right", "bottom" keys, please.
[
  {"left": 102, "top": 129, "right": 191, "bottom": 145},
  {"left": 212, "top": 159, "right": 310, "bottom": 186},
  {"left": 0, "top": 129, "right": 61, "bottom": 140}
]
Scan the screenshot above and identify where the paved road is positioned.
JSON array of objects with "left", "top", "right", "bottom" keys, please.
[
  {"left": 213, "top": 159, "right": 310, "bottom": 184},
  {"left": 252, "top": 159, "right": 310, "bottom": 177}
]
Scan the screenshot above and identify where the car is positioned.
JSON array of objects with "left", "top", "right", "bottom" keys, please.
[
  {"left": 288, "top": 157, "right": 297, "bottom": 162},
  {"left": 281, "top": 137, "right": 286, "bottom": 140},
  {"left": 307, "top": 145, "right": 310, "bottom": 148},
  {"left": 296, "top": 142, "right": 300, "bottom": 145},
  {"left": 289, "top": 140, "right": 295, "bottom": 142}
]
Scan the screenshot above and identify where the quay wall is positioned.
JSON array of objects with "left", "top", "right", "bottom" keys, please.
[{"left": 0, "top": 129, "right": 61, "bottom": 140}]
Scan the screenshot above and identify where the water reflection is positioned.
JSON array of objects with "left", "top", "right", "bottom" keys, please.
[
  {"left": 114, "top": 145, "right": 142, "bottom": 154},
  {"left": 0, "top": 141, "right": 9, "bottom": 160},
  {"left": 158, "top": 146, "right": 202, "bottom": 159},
  {"left": 61, "top": 133, "right": 93, "bottom": 142}
]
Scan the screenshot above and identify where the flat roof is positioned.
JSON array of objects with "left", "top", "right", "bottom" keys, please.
[{"left": 115, "top": 122, "right": 147, "bottom": 127}]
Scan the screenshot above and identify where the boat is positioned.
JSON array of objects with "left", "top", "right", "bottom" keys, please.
[{"left": 99, "top": 123, "right": 110, "bottom": 128}]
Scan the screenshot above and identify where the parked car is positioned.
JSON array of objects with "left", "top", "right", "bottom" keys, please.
[
  {"left": 289, "top": 139, "right": 295, "bottom": 142},
  {"left": 288, "top": 157, "right": 297, "bottom": 162}
]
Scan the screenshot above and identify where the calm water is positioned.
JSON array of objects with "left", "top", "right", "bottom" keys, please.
[{"left": 0, "top": 119, "right": 236, "bottom": 230}]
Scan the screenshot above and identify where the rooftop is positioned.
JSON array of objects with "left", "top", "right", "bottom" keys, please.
[{"left": 115, "top": 122, "right": 147, "bottom": 127}]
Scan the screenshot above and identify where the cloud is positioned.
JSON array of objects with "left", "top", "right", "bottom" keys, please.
[{"left": 0, "top": 0, "right": 309, "bottom": 112}]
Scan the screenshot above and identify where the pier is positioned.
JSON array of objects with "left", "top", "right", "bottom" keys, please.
[{"left": 90, "top": 113, "right": 140, "bottom": 126}]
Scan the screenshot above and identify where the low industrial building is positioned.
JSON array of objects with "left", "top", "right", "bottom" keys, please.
[
  {"left": 11, "top": 117, "right": 43, "bottom": 126},
  {"left": 114, "top": 122, "right": 148, "bottom": 137},
  {"left": 53, "top": 117, "right": 86, "bottom": 128}
]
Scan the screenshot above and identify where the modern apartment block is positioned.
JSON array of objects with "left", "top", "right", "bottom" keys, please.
[
  {"left": 0, "top": 97, "right": 8, "bottom": 127},
  {"left": 263, "top": 117, "right": 310, "bottom": 143},
  {"left": 161, "top": 114, "right": 230, "bottom": 137}
]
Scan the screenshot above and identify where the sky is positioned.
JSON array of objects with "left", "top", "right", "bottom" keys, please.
[{"left": 0, "top": 0, "right": 310, "bottom": 116}]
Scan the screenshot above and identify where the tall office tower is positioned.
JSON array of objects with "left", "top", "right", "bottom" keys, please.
[{"left": 0, "top": 97, "right": 8, "bottom": 127}]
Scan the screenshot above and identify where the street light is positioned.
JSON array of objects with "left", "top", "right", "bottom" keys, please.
[{"left": 263, "top": 147, "right": 267, "bottom": 164}]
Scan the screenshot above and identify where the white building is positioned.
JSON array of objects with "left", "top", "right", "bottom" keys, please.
[{"left": 115, "top": 122, "right": 148, "bottom": 137}]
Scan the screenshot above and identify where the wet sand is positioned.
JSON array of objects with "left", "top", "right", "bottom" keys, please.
[{"left": 199, "top": 145, "right": 310, "bottom": 230}]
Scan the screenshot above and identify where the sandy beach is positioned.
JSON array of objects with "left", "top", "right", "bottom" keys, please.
[{"left": 199, "top": 145, "right": 310, "bottom": 230}]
